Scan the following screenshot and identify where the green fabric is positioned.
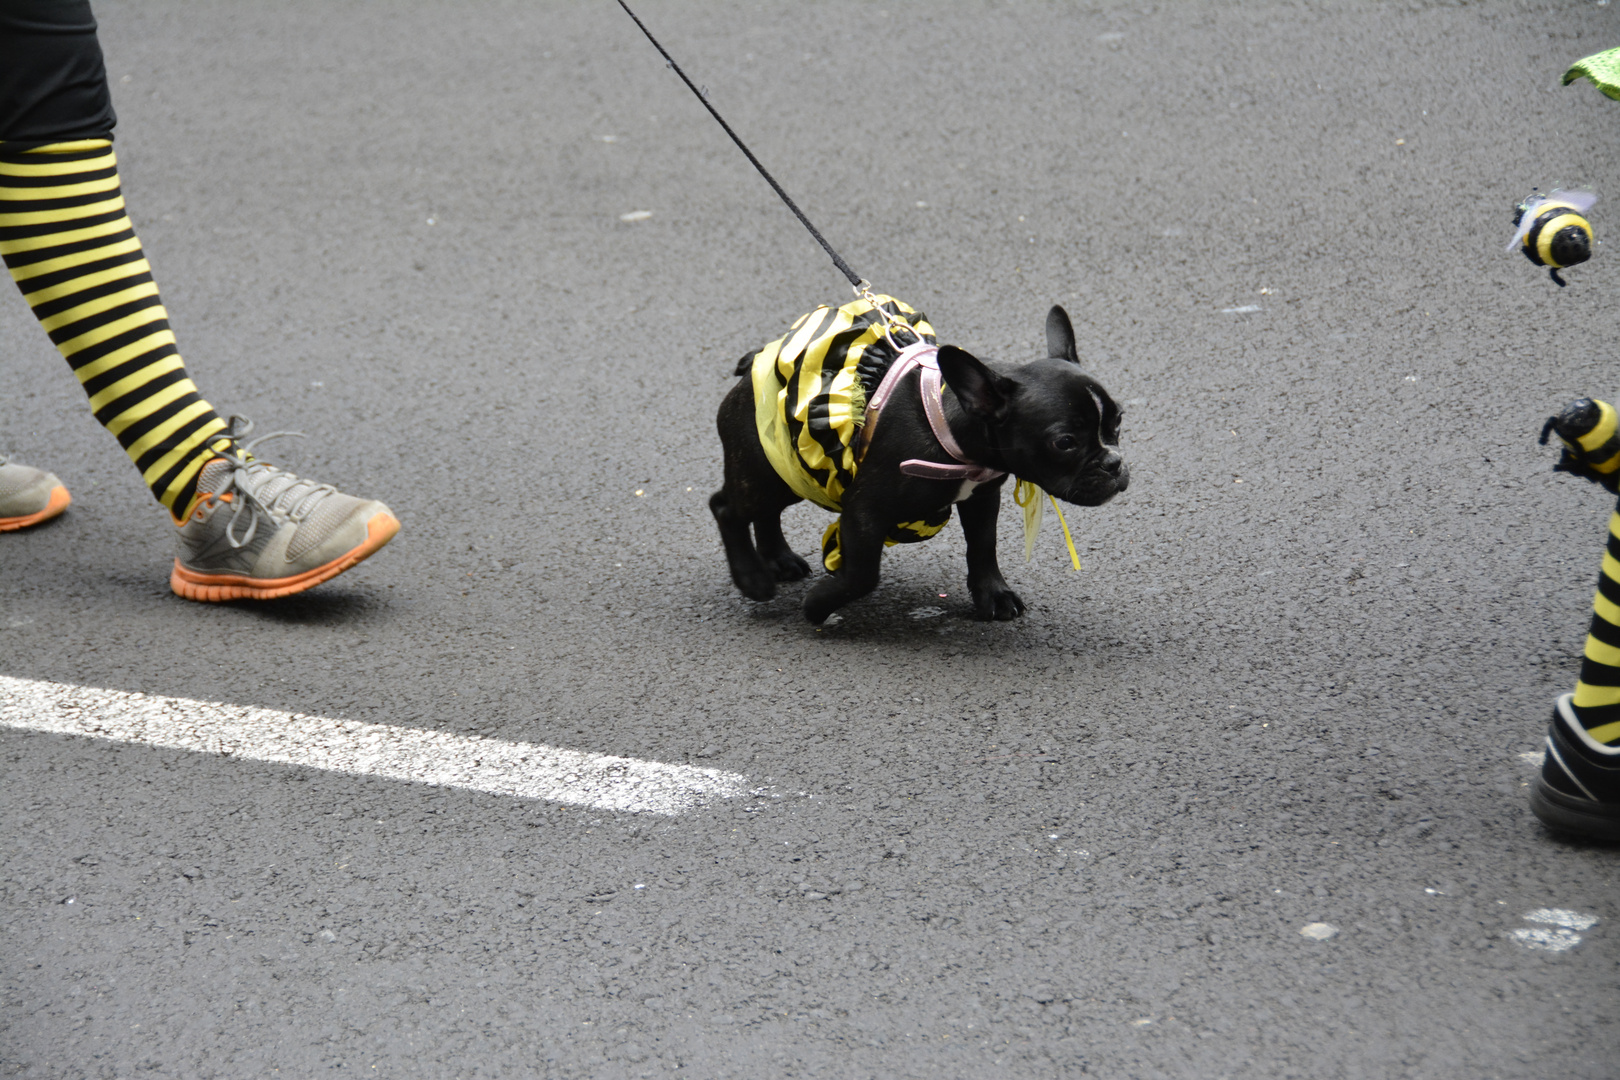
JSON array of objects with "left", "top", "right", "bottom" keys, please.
[{"left": 1564, "top": 47, "right": 1620, "bottom": 101}]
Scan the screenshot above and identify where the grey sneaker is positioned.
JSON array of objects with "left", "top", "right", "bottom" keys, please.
[
  {"left": 170, "top": 419, "right": 399, "bottom": 601},
  {"left": 0, "top": 456, "right": 70, "bottom": 532}
]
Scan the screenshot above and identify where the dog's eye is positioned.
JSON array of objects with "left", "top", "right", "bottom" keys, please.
[{"left": 1053, "top": 434, "right": 1078, "bottom": 452}]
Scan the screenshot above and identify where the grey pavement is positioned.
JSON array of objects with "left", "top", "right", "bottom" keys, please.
[{"left": 3, "top": 1, "right": 1620, "bottom": 1076}]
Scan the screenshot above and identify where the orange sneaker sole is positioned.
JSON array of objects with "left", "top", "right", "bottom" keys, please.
[
  {"left": 0, "top": 485, "right": 71, "bottom": 532},
  {"left": 170, "top": 512, "right": 400, "bottom": 601}
]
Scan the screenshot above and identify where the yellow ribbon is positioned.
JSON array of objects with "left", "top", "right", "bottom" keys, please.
[
  {"left": 1015, "top": 477, "right": 1043, "bottom": 561},
  {"left": 1014, "top": 478, "right": 1081, "bottom": 572}
]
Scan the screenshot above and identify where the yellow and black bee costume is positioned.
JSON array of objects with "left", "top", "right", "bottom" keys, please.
[{"left": 744, "top": 294, "right": 955, "bottom": 571}]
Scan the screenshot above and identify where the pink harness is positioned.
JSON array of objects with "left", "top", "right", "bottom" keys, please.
[{"left": 858, "top": 342, "right": 1006, "bottom": 484}]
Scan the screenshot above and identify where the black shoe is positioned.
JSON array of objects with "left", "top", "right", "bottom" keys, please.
[{"left": 1531, "top": 693, "right": 1620, "bottom": 840}]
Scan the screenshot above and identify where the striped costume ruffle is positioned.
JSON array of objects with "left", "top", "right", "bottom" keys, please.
[{"left": 746, "top": 294, "right": 953, "bottom": 571}]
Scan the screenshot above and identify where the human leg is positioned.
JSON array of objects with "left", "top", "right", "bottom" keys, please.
[
  {"left": 1, "top": 0, "right": 227, "bottom": 517},
  {"left": 0, "top": 1, "right": 398, "bottom": 596},
  {"left": 0, "top": 138, "right": 232, "bottom": 517}
]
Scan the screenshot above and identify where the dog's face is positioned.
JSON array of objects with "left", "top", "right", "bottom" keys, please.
[{"left": 937, "top": 305, "right": 1129, "bottom": 507}]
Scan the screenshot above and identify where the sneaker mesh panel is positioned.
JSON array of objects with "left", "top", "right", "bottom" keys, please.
[
  {"left": 0, "top": 466, "right": 41, "bottom": 500},
  {"left": 286, "top": 492, "right": 368, "bottom": 561},
  {"left": 194, "top": 458, "right": 232, "bottom": 498}
]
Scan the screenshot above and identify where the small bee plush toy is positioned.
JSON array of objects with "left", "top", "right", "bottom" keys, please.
[
  {"left": 1540, "top": 397, "right": 1620, "bottom": 493},
  {"left": 1509, "top": 189, "right": 1597, "bottom": 286}
]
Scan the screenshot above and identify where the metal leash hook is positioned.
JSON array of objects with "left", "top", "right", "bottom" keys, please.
[{"left": 854, "top": 279, "right": 922, "bottom": 351}]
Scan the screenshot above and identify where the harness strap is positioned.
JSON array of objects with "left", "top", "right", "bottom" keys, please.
[
  {"left": 855, "top": 341, "right": 1006, "bottom": 483},
  {"left": 860, "top": 341, "right": 933, "bottom": 441},
  {"left": 910, "top": 364, "right": 1006, "bottom": 483}
]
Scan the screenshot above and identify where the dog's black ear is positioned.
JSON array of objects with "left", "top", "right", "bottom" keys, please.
[
  {"left": 938, "top": 345, "right": 1013, "bottom": 423},
  {"left": 1045, "top": 305, "right": 1080, "bottom": 364}
]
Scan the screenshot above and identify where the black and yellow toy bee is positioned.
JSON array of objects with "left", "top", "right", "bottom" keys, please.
[
  {"left": 1509, "top": 188, "right": 1597, "bottom": 287},
  {"left": 1541, "top": 397, "right": 1620, "bottom": 493}
]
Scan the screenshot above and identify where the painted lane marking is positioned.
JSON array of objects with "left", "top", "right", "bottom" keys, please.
[
  {"left": 1513, "top": 928, "right": 1583, "bottom": 952},
  {"left": 1511, "top": 908, "right": 1600, "bottom": 952},
  {"left": 1518, "top": 751, "right": 1545, "bottom": 767},
  {"left": 0, "top": 675, "right": 754, "bottom": 816},
  {"left": 1524, "top": 908, "right": 1599, "bottom": 931}
]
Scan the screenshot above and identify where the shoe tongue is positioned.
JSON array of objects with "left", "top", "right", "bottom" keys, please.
[{"left": 195, "top": 457, "right": 234, "bottom": 497}]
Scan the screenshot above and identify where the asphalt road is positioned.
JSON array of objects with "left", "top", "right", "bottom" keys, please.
[{"left": 4, "top": 1, "right": 1620, "bottom": 1076}]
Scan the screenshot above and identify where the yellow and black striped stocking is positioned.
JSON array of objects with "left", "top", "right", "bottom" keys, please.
[
  {"left": 0, "top": 139, "right": 227, "bottom": 518},
  {"left": 1571, "top": 497, "right": 1620, "bottom": 745}
]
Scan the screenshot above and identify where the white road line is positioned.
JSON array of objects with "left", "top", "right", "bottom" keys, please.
[
  {"left": 0, "top": 675, "right": 754, "bottom": 816},
  {"left": 1524, "top": 908, "right": 1599, "bottom": 932},
  {"left": 1511, "top": 908, "right": 1600, "bottom": 952},
  {"left": 1512, "top": 927, "right": 1582, "bottom": 952}
]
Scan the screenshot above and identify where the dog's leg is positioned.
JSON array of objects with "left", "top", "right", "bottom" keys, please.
[
  {"left": 957, "top": 485, "right": 1026, "bottom": 621},
  {"left": 710, "top": 488, "right": 775, "bottom": 600},
  {"left": 753, "top": 514, "right": 811, "bottom": 582},
  {"left": 802, "top": 513, "right": 885, "bottom": 624},
  {"left": 712, "top": 377, "right": 802, "bottom": 601}
]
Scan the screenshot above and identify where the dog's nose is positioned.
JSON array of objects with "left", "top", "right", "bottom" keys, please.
[{"left": 1100, "top": 451, "right": 1124, "bottom": 476}]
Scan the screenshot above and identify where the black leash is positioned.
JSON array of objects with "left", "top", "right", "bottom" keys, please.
[{"left": 612, "top": 0, "right": 864, "bottom": 290}]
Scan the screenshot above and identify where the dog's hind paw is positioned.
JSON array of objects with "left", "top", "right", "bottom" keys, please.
[{"left": 730, "top": 563, "right": 778, "bottom": 602}]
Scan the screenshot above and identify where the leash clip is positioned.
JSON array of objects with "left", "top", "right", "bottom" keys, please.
[{"left": 854, "top": 279, "right": 923, "bottom": 351}]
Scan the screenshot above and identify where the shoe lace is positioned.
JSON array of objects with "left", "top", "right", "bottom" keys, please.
[{"left": 208, "top": 416, "right": 338, "bottom": 548}]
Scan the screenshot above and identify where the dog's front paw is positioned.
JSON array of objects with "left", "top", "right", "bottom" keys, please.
[
  {"left": 764, "top": 548, "right": 811, "bottom": 582},
  {"left": 802, "top": 580, "right": 843, "bottom": 625},
  {"left": 972, "top": 580, "right": 1026, "bottom": 621}
]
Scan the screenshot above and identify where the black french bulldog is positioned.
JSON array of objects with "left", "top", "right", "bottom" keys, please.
[{"left": 710, "top": 304, "right": 1128, "bottom": 624}]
